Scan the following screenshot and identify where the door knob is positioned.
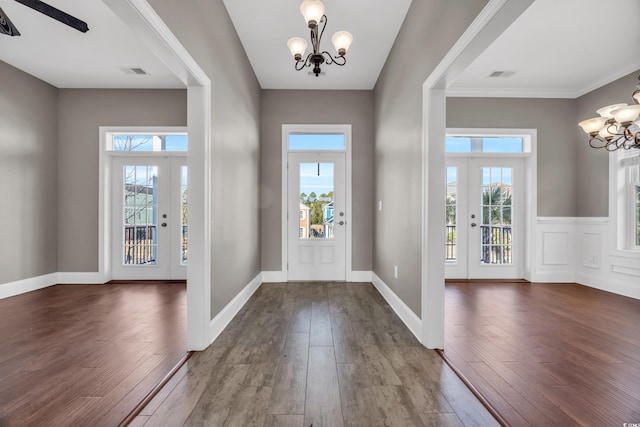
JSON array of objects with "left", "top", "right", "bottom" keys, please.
[
  {"left": 161, "top": 222, "right": 167, "bottom": 227},
  {"left": 338, "top": 221, "right": 345, "bottom": 226},
  {"left": 471, "top": 223, "right": 477, "bottom": 228}
]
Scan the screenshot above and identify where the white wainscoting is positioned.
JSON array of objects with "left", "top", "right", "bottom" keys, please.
[{"left": 535, "top": 217, "right": 640, "bottom": 300}]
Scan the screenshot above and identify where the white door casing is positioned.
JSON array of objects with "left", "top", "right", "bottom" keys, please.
[
  {"left": 287, "top": 152, "right": 346, "bottom": 281},
  {"left": 111, "top": 155, "right": 187, "bottom": 280}
]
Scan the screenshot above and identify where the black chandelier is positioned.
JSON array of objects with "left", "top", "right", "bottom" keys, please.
[
  {"left": 287, "top": 0, "right": 353, "bottom": 77},
  {"left": 579, "top": 75, "right": 640, "bottom": 151}
]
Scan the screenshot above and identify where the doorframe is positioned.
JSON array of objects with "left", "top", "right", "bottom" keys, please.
[
  {"left": 281, "top": 124, "right": 353, "bottom": 281},
  {"left": 420, "top": 0, "right": 536, "bottom": 348},
  {"left": 444, "top": 128, "right": 537, "bottom": 281},
  {"left": 102, "top": 0, "right": 212, "bottom": 351}
]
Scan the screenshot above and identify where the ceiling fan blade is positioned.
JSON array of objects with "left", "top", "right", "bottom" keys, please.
[
  {"left": 14, "top": 0, "right": 88, "bottom": 33},
  {"left": 0, "top": 6, "right": 21, "bottom": 36}
]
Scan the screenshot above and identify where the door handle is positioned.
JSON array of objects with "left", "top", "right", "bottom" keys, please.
[
  {"left": 338, "top": 221, "right": 345, "bottom": 226},
  {"left": 471, "top": 223, "right": 477, "bottom": 228},
  {"left": 161, "top": 223, "right": 167, "bottom": 227}
]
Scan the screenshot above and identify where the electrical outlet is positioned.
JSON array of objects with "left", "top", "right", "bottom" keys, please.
[{"left": 394, "top": 265, "right": 398, "bottom": 279}]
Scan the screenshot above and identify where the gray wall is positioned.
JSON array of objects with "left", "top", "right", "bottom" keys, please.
[
  {"left": 446, "top": 97, "right": 578, "bottom": 216},
  {"left": 0, "top": 61, "right": 59, "bottom": 284},
  {"left": 260, "top": 90, "right": 374, "bottom": 272},
  {"left": 147, "top": 0, "right": 262, "bottom": 318},
  {"left": 57, "top": 89, "right": 187, "bottom": 272},
  {"left": 373, "top": 0, "right": 489, "bottom": 317},
  {"left": 576, "top": 70, "right": 640, "bottom": 217}
]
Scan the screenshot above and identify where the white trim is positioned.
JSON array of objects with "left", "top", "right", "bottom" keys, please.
[
  {"left": 104, "top": 0, "right": 212, "bottom": 351},
  {"left": 261, "top": 271, "right": 287, "bottom": 283},
  {"left": 421, "top": 0, "right": 536, "bottom": 349},
  {"left": 281, "top": 124, "right": 353, "bottom": 282},
  {"left": 349, "top": 271, "right": 373, "bottom": 282},
  {"left": 446, "top": 87, "right": 577, "bottom": 99},
  {"left": 0, "top": 273, "right": 59, "bottom": 300},
  {"left": 57, "top": 272, "right": 106, "bottom": 284},
  {"left": 372, "top": 273, "right": 422, "bottom": 342},
  {"left": 537, "top": 217, "right": 609, "bottom": 225},
  {"left": 209, "top": 273, "right": 262, "bottom": 344}
]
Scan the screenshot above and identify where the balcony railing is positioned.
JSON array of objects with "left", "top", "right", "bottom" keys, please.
[{"left": 445, "top": 224, "right": 512, "bottom": 264}]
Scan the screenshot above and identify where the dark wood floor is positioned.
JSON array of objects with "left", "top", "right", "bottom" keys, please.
[
  {"left": 0, "top": 282, "right": 186, "bottom": 427},
  {"left": 444, "top": 281, "right": 640, "bottom": 427},
  {"left": 133, "top": 282, "right": 498, "bottom": 426}
]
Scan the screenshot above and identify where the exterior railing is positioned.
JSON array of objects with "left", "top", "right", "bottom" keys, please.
[{"left": 445, "top": 224, "right": 512, "bottom": 264}]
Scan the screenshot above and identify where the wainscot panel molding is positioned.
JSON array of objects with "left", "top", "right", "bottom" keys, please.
[
  {"left": 209, "top": 272, "right": 262, "bottom": 345},
  {"left": 535, "top": 217, "right": 639, "bottom": 300},
  {"left": 371, "top": 272, "right": 422, "bottom": 341},
  {"left": 0, "top": 273, "right": 59, "bottom": 300}
]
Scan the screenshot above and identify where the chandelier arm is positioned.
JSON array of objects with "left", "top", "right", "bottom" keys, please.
[
  {"left": 317, "top": 15, "right": 327, "bottom": 52},
  {"left": 322, "top": 52, "right": 346, "bottom": 66},
  {"left": 295, "top": 53, "right": 314, "bottom": 71},
  {"left": 588, "top": 136, "right": 608, "bottom": 149}
]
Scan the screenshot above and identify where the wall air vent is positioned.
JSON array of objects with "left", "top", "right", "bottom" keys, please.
[{"left": 489, "top": 70, "right": 516, "bottom": 78}]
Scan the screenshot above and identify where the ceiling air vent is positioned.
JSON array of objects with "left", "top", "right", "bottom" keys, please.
[
  {"left": 120, "top": 67, "right": 148, "bottom": 75},
  {"left": 489, "top": 70, "right": 516, "bottom": 78}
]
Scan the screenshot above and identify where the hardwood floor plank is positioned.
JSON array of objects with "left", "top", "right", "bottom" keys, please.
[
  {"left": 304, "top": 346, "right": 344, "bottom": 427},
  {"left": 371, "top": 385, "right": 424, "bottom": 426},
  {"left": 264, "top": 414, "right": 304, "bottom": 427},
  {"left": 183, "top": 363, "right": 250, "bottom": 426},
  {"left": 267, "top": 332, "right": 309, "bottom": 415},
  {"left": 222, "top": 385, "right": 272, "bottom": 426},
  {"left": 310, "top": 303, "right": 334, "bottom": 347}
]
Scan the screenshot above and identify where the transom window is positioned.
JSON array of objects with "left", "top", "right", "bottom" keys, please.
[
  {"left": 446, "top": 136, "right": 526, "bottom": 153},
  {"left": 288, "top": 133, "right": 345, "bottom": 151},
  {"left": 107, "top": 133, "right": 188, "bottom": 152}
]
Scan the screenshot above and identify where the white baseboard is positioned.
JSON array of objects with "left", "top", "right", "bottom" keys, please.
[
  {"left": 261, "top": 271, "right": 287, "bottom": 283},
  {"left": 0, "top": 273, "right": 59, "bottom": 300},
  {"left": 209, "top": 272, "right": 262, "bottom": 344},
  {"left": 371, "top": 273, "right": 422, "bottom": 342},
  {"left": 57, "top": 272, "right": 106, "bottom": 284},
  {"left": 348, "top": 270, "right": 373, "bottom": 282}
]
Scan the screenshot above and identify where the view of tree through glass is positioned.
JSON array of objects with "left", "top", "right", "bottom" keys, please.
[
  {"left": 299, "top": 163, "right": 335, "bottom": 239},
  {"left": 480, "top": 167, "right": 513, "bottom": 264}
]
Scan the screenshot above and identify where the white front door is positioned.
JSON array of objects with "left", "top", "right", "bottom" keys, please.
[
  {"left": 287, "top": 152, "right": 346, "bottom": 281},
  {"left": 446, "top": 157, "right": 523, "bottom": 279},
  {"left": 111, "top": 156, "right": 187, "bottom": 280}
]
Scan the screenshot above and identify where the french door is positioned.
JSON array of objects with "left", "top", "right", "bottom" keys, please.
[
  {"left": 287, "top": 152, "right": 346, "bottom": 281},
  {"left": 111, "top": 156, "right": 187, "bottom": 280},
  {"left": 446, "top": 157, "right": 523, "bottom": 279}
]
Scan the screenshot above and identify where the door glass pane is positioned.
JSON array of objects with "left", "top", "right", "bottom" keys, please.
[
  {"left": 181, "top": 166, "right": 188, "bottom": 265},
  {"left": 123, "top": 166, "right": 158, "bottom": 265},
  {"left": 446, "top": 167, "right": 457, "bottom": 262},
  {"left": 299, "top": 162, "right": 334, "bottom": 239},
  {"left": 479, "top": 167, "right": 513, "bottom": 265}
]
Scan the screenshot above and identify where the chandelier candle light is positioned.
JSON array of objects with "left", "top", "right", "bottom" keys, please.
[
  {"left": 287, "top": 0, "right": 353, "bottom": 77},
  {"left": 578, "top": 75, "right": 640, "bottom": 151}
]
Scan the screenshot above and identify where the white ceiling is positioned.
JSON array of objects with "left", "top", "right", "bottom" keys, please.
[
  {"left": 222, "top": 0, "right": 413, "bottom": 90},
  {"left": 0, "top": 0, "right": 638, "bottom": 96},
  {"left": 448, "top": 0, "right": 640, "bottom": 98},
  {"left": 0, "top": 0, "right": 183, "bottom": 88}
]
